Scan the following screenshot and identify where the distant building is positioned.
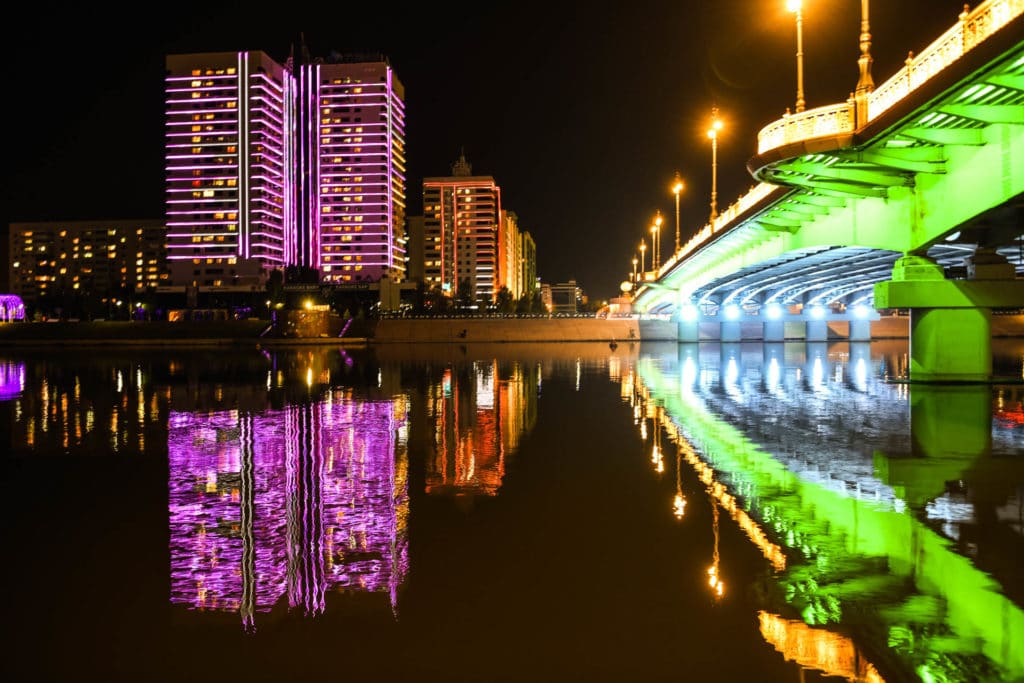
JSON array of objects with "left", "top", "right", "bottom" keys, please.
[
  {"left": 8, "top": 219, "right": 168, "bottom": 305},
  {"left": 548, "top": 280, "right": 581, "bottom": 314},
  {"left": 422, "top": 152, "right": 503, "bottom": 305},
  {"left": 405, "top": 216, "right": 425, "bottom": 282}
]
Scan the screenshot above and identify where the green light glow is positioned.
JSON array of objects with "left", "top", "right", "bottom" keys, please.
[{"left": 637, "top": 356, "right": 1024, "bottom": 681}]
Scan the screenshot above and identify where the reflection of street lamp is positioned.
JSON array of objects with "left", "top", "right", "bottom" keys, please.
[
  {"left": 673, "top": 448, "right": 687, "bottom": 519},
  {"left": 707, "top": 108, "right": 723, "bottom": 223},
  {"left": 787, "top": 0, "right": 806, "bottom": 113},
  {"left": 672, "top": 173, "right": 685, "bottom": 253},
  {"left": 708, "top": 500, "right": 724, "bottom": 598}
]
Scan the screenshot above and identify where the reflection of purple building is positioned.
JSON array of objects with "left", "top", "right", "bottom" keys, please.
[
  {"left": 168, "top": 393, "right": 409, "bottom": 629},
  {"left": 0, "top": 360, "right": 26, "bottom": 400}
]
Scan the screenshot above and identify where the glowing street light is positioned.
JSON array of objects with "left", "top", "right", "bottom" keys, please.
[
  {"left": 671, "top": 172, "right": 685, "bottom": 254},
  {"left": 787, "top": 0, "right": 806, "bottom": 113},
  {"left": 707, "top": 108, "right": 723, "bottom": 223},
  {"left": 650, "top": 211, "right": 664, "bottom": 271},
  {"left": 632, "top": 256, "right": 639, "bottom": 284},
  {"left": 639, "top": 240, "right": 647, "bottom": 278}
]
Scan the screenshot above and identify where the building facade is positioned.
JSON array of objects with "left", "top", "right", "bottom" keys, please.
[
  {"left": 8, "top": 219, "right": 168, "bottom": 306},
  {"left": 165, "top": 52, "right": 294, "bottom": 287},
  {"left": 165, "top": 51, "right": 406, "bottom": 288},
  {"left": 299, "top": 58, "right": 406, "bottom": 285},
  {"left": 422, "top": 153, "right": 503, "bottom": 305}
]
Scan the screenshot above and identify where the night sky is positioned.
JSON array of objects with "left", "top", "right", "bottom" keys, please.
[{"left": 6, "top": 0, "right": 971, "bottom": 299}]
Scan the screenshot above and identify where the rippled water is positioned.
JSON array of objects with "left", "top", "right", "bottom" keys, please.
[{"left": 1, "top": 340, "right": 1021, "bottom": 682}]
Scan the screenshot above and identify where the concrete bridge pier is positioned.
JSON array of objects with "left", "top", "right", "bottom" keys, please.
[
  {"left": 763, "top": 319, "right": 785, "bottom": 342},
  {"left": 849, "top": 318, "right": 872, "bottom": 342},
  {"left": 677, "top": 318, "right": 700, "bottom": 343},
  {"left": 720, "top": 319, "right": 742, "bottom": 342},
  {"left": 805, "top": 318, "right": 829, "bottom": 342},
  {"left": 874, "top": 253, "right": 1024, "bottom": 382}
]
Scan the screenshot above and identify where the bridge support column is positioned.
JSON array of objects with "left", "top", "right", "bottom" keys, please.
[
  {"left": 874, "top": 253, "right": 1024, "bottom": 382},
  {"left": 720, "top": 320, "right": 741, "bottom": 342},
  {"left": 849, "top": 318, "right": 872, "bottom": 342},
  {"left": 677, "top": 319, "right": 700, "bottom": 343},
  {"left": 805, "top": 319, "right": 828, "bottom": 342},
  {"left": 763, "top": 320, "right": 784, "bottom": 342}
]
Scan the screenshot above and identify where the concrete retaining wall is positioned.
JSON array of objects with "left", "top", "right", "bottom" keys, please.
[{"left": 373, "top": 317, "right": 643, "bottom": 343}]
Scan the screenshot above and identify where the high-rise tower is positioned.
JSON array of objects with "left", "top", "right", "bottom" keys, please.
[
  {"left": 298, "top": 56, "right": 407, "bottom": 284},
  {"left": 164, "top": 52, "right": 295, "bottom": 286},
  {"left": 165, "top": 50, "right": 406, "bottom": 287},
  {"left": 422, "top": 152, "right": 502, "bottom": 304}
]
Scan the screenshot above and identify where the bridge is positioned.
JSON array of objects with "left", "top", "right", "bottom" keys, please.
[{"left": 632, "top": 0, "right": 1024, "bottom": 382}]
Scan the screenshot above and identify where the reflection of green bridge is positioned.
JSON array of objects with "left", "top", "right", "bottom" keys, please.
[
  {"left": 634, "top": 0, "right": 1024, "bottom": 382},
  {"left": 636, "top": 352, "right": 1023, "bottom": 682}
]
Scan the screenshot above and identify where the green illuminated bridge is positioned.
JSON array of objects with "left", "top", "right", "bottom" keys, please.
[{"left": 632, "top": 0, "right": 1024, "bottom": 382}]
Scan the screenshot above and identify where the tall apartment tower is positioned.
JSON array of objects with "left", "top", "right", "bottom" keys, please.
[
  {"left": 164, "top": 52, "right": 294, "bottom": 286},
  {"left": 422, "top": 152, "right": 502, "bottom": 303},
  {"left": 298, "top": 57, "right": 407, "bottom": 284},
  {"left": 165, "top": 50, "right": 406, "bottom": 287}
]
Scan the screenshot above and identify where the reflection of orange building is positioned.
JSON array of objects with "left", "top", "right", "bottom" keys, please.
[
  {"left": 758, "top": 612, "right": 885, "bottom": 682},
  {"left": 426, "top": 361, "right": 537, "bottom": 498}
]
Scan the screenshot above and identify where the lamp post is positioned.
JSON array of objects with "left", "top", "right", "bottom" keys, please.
[
  {"left": 787, "top": 0, "right": 806, "bottom": 113},
  {"left": 855, "top": 0, "right": 874, "bottom": 124},
  {"left": 639, "top": 241, "right": 647, "bottom": 279},
  {"left": 707, "top": 108, "right": 723, "bottom": 223},
  {"left": 632, "top": 257, "right": 639, "bottom": 284},
  {"left": 672, "top": 172, "right": 684, "bottom": 254},
  {"left": 651, "top": 211, "right": 663, "bottom": 272}
]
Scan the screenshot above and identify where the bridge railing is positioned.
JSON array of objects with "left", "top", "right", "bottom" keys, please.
[
  {"left": 651, "top": 182, "right": 778, "bottom": 281},
  {"left": 757, "top": 0, "right": 1024, "bottom": 155}
]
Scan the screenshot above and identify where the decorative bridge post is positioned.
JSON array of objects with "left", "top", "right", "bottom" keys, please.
[{"left": 874, "top": 251, "right": 1024, "bottom": 382}]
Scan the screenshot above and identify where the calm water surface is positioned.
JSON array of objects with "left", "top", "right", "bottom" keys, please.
[{"left": 1, "top": 340, "right": 1021, "bottom": 682}]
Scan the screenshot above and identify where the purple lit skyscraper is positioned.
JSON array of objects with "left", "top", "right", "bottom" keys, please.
[
  {"left": 298, "top": 58, "right": 407, "bottom": 284},
  {"left": 164, "top": 52, "right": 295, "bottom": 285},
  {"left": 164, "top": 51, "right": 406, "bottom": 286}
]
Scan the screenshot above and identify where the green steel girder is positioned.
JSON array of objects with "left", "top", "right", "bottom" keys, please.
[
  {"left": 939, "top": 103, "right": 1024, "bottom": 124},
  {"left": 983, "top": 73, "right": 1024, "bottom": 90},
  {"left": 754, "top": 219, "right": 799, "bottom": 234},
  {"left": 780, "top": 200, "right": 830, "bottom": 217},
  {"left": 784, "top": 160, "right": 913, "bottom": 186},
  {"left": 786, "top": 178, "right": 890, "bottom": 198},
  {"left": 834, "top": 148, "right": 947, "bottom": 174},
  {"left": 898, "top": 127, "right": 987, "bottom": 145},
  {"left": 798, "top": 194, "right": 847, "bottom": 208}
]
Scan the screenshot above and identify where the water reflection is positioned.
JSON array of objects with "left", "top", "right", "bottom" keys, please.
[
  {"left": 4, "top": 340, "right": 1021, "bottom": 682},
  {"left": 168, "top": 397, "right": 410, "bottom": 629},
  {"left": 635, "top": 340, "right": 1023, "bottom": 683},
  {"left": 425, "top": 360, "right": 539, "bottom": 498}
]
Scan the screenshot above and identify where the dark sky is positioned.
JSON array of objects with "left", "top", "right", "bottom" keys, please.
[{"left": 6, "top": 0, "right": 970, "bottom": 299}]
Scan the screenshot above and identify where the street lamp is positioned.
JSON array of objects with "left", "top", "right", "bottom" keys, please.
[
  {"left": 639, "top": 240, "right": 647, "bottom": 279},
  {"left": 707, "top": 108, "right": 723, "bottom": 223},
  {"left": 650, "top": 211, "right": 663, "bottom": 272},
  {"left": 787, "top": 0, "right": 805, "bottom": 113},
  {"left": 855, "top": 0, "right": 874, "bottom": 124},
  {"left": 671, "top": 172, "right": 684, "bottom": 253},
  {"left": 632, "top": 257, "right": 639, "bottom": 284}
]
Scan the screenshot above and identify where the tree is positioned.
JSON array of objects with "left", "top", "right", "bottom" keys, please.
[
  {"left": 456, "top": 278, "right": 474, "bottom": 310},
  {"left": 496, "top": 286, "right": 515, "bottom": 314}
]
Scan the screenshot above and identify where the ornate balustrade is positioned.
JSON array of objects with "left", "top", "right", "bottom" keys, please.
[{"left": 756, "top": 0, "right": 1024, "bottom": 155}]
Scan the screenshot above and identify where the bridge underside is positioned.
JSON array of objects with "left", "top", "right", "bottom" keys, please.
[{"left": 642, "top": 241, "right": 1020, "bottom": 316}]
